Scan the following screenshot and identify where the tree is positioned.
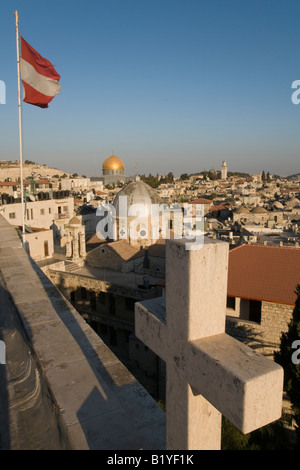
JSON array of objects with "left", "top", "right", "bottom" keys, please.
[
  {"left": 221, "top": 418, "right": 256, "bottom": 450},
  {"left": 141, "top": 173, "right": 160, "bottom": 188},
  {"left": 261, "top": 170, "right": 266, "bottom": 183},
  {"left": 161, "top": 172, "right": 174, "bottom": 184},
  {"left": 274, "top": 285, "right": 300, "bottom": 447}
]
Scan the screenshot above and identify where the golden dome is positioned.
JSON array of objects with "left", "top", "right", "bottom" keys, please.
[{"left": 102, "top": 154, "right": 125, "bottom": 171}]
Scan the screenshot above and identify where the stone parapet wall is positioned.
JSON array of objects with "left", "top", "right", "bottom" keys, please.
[{"left": 48, "top": 268, "right": 161, "bottom": 301}]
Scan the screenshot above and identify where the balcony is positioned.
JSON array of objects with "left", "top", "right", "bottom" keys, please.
[{"left": 54, "top": 212, "right": 70, "bottom": 220}]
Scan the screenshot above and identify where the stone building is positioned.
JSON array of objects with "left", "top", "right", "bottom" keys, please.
[
  {"left": 63, "top": 216, "right": 86, "bottom": 265},
  {"left": 112, "top": 180, "right": 164, "bottom": 247},
  {"left": 21, "top": 227, "right": 54, "bottom": 261},
  {"left": 233, "top": 204, "right": 284, "bottom": 227},
  {"left": 0, "top": 195, "right": 74, "bottom": 231},
  {"left": 225, "top": 244, "right": 300, "bottom": 355}
]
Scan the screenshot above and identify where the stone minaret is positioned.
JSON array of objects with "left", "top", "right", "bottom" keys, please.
[{"left": 221, "top": 161, "right": 228, "bottom": 180}]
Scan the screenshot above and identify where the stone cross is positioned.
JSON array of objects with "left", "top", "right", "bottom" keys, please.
[{"left": 135, "top": 238, "right": 283, "bottom": 450}]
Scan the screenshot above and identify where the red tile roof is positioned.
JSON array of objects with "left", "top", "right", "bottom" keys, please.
[
  {"left": 106, "top": 240, "right": 144, "bottom": 261},
  {"left": 210, "top": 202, "right": 231, "bottom": 212},
  {"left": 0, "top": 181, "right": 29, "bottom": 186},
  {"left": 188, "top": 198, "right": 212, "bottom": 205},
  {"left": 158, "top": 244, "right": 300, "bottom": 305},
  {"left": 228, "top": 244, "right": 300, "bottom": 305}
]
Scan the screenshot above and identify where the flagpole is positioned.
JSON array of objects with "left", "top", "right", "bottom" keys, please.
[{"left": 14, "top": 9, "right": 26, "bottom": 244}]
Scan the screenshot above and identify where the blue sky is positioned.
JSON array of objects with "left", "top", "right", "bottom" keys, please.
[{"left": 1, "top": 0, "right": 300, "bottom": 177}]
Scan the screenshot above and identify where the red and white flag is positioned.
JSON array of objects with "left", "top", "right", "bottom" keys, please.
[{"left": 20, "top": 36, "right": 61, "bottom": 108}]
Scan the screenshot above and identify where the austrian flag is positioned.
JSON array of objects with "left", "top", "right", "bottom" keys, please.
[{"left": 20, "top": 36, "right": 61, "bottom": 108}]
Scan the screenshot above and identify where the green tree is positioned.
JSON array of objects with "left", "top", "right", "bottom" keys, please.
[
  {"left": 274, "top": 285, "right": 300, "bottom": 447},
  {"left": 221, "top": 418, "right": 256, "bottom": 450},
  {"left": 166, "top": 172, "right": 174, "bottom": 183},
  {"left": 261, "top": 170, "right": 266, "bottom": 183},
  {"left": 141, "top": 173, "right": 160, "bottom": 188}
]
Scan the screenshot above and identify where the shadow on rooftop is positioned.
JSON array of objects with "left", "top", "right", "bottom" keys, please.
[{"left": 0, "top": 274, "right": 68, "bottom": 450}]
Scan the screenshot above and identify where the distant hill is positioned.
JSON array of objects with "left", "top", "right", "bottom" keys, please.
[
  {"left": 285, "top": 173, "right": 300, "bottom": 181},
  {"left": 0, "top": 161, "right": 72, "bottom": 181}
]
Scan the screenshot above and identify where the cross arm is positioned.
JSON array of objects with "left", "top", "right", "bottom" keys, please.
[
  {"left": 188, "top": 333, "right": 284, "bottom": 434},
  {"left": 135, "top": 297, "right": 168, "bottom": 362}
]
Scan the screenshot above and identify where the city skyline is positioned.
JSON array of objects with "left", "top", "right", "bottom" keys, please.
[{"left": 1, "top": 0, "right": 300, "bottom": 177}]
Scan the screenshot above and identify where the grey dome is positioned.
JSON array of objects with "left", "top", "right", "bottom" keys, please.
[{"left": 113, "top": 181, "right": 163, "bottom": 216}]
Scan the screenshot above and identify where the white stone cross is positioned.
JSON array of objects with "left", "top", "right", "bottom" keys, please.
[{"left": 135, "top": 238, "right": 283, "bottom": 450}]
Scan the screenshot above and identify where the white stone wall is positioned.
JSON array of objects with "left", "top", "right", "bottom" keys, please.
[
  {"left": 25, "top": 229, "right": 54, "bottom": 261},
  {"left": 0, "top": 197, "right": 74, "bottom": 229}
]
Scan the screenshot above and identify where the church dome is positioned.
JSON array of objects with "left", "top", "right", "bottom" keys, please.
[
  {"left": 102, "top": 154, "right": 125, "bottom": 171},
  {"left": 113, "top": 181, "right": 163, "bottom": 215},
  {"left": 68, "top": 216, "right": 81, "bottom": 226},
  {"left": 235, "top": 206, "right": 249, "bottom": 214},
  {"left": 251, "top": 205, "right": 268, "bottom": 214}
]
